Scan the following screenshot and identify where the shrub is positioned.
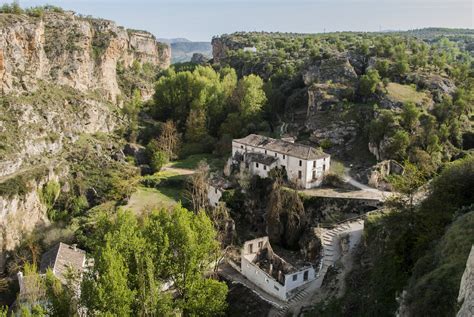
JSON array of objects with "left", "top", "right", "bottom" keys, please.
[
  {"left": 140, "top": 174, "right": 162, "bottom": 189},
  {"left": 149, "top": 150, "right": 168, "bottom": 173}
]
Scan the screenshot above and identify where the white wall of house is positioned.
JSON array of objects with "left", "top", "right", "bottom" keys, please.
[
  {"left": 284, "top": 267, "right": 316, "bottom": 292},
  {"left": 241, "top": 256, "right": 287, "bottom": 300},
  {"left": 232, "top": 141, "right": 330, "bottom": 189},
  {"left": 208, "top": 185, "right": 223, "bottom": 207}
]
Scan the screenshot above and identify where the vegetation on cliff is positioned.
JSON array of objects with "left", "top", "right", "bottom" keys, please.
[{"left": 313, "top": 156, "right": 474, "bottom": 316}]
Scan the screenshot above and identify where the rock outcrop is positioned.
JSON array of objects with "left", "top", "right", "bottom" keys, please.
[
  {"left": 457, "top": 246, "right": 474, "bottom": 317},
  {"left": 302, "top": 55, "right": 358, "bottom": 86},
  {"left": 0, "top": 12, "right": 170, "bottom": 101}
]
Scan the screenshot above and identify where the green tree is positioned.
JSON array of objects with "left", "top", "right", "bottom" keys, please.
[
  {"left": 233, "top": 74, "right": 267, "bottom": 119},
  {"left": 401, "top": 102, "right": 420, "bottom": 132},
  {"left": 122, "top": 89, "right": 142, "bottom": 142},
  {"left": 359, "top": 69, "right": 381, "bottom": 97},
  {"left": 386, "top": 129, "right": 410, "bottom": 160},
  {"left": 44, "top": 269, "right": 79, "bottom": 317},
  {"left": 149, "top": 150, "right": 168, "bottom": 173},
  {"left": 81, "top": 243, "right": 135, "bottom": 316},
  {"left": 185, "top": 108, "right": 208, "bottom": 143},
  {"left": 144, "top": 206, "right": 227, "bottom": 315},
  {"left": 389, "top": 161, "right": 426, "bottom": 209}
]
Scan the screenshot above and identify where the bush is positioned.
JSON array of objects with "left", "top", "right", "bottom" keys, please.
[
  {"left": 140, "top": 174, "right": 162, "bottom": 189},
  {"left": 149, "top": 150, "right": 168, "bottom": 173}
]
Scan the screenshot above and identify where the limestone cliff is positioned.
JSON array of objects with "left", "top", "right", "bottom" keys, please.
[
  {"left": 0, "top": 11, "right": 170, "bottom": 101},
  {"left": 0, "top": 11, "right": 170, "bottom": 268},
  {"left": 457, "top": 246, "right": 474, "bottom": 317}
]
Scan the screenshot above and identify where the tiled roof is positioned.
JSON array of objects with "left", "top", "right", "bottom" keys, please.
[
  {"left": 234, "top": 134, "right": 329, "bottom": 160},
  {"left": 39, "top": 243, "right": 86, "bottom": 283}
]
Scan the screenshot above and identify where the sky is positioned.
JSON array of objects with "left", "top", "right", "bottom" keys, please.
[{"left": 5, "top": 0, "right": 474, "bottom": 41}]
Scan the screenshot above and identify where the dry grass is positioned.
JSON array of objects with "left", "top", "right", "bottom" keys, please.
[{"left": 386, "top": 83, "right": 427, "bottom": 104}]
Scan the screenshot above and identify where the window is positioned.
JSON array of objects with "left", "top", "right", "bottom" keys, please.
[
  {"left": 299, "top": 160, "right": 302, "bottom": 166},
  {"left": 292, "top": 274, "right": 298, "bottom": 281},
  {"left": 275, "top": 153, "right": 277, "bottom": 157},
  {"left": 256, "top": 163, "right": 259, "bottom": 168},
  {"left": 245, "top": 162, "right": 249, "bottom": 169},
  {"left": 303, "top": 271, "right": 309, "bottom": 281},
  {"left": 274, "top": 286, "right": 279, "bottom": 291},
  {"left": 248, "top": 244, "right": 253, "bottom": 253},
  {"left": 240, "top": 145, "right": 243, "bottom": 149},
  {"left": 265, "top": 150, "right": 267, "bottom": 154},
  {"left": 323, "top": 164, "right": 326, "bottom": 172},
  {"left": 264, "top": 165, "right": 267, "bottom": 170},
  {"left": 313, "top": 161, "right": 316, "bottom": 168},
  {"left": 298, "top": 171, "right": 302, "bottom": 179},
  {"left": 283, "top": 155, "right": 286, "bottom": 159},
  {"left": 258, "top": 241, "right": 263, "bottom": 248},
  {"left": 215, "top": 188, "right": 218, "bottom": 194},
  {"left": 312, "top": 170, "right": 316, "bottom": 180}
]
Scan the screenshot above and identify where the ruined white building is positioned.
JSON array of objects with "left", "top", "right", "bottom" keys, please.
[
  {"left": 232, "top": 134, "right": 330, "bottom": 189},
  {"left": 240, "top": 237, "right": 315, "bottom": 301},
  {"left": 207, "top": 176, "right": 232, "bottom": 207}
]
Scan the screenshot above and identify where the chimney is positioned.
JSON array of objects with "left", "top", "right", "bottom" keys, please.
[
  {"left": 278, "top": 270, "right": 282, "bottom": 282},
  {"left": 72, "top": 244, "right": 77, "bottom": 251},
  {"left": 269, "top": 264, "right": 273, "bottom": 276}
]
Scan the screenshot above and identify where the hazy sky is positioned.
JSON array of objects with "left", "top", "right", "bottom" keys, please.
[{"left": 7, "top": 0, "right": 474, "bottom": 41}]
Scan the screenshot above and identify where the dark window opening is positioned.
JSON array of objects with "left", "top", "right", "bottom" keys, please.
[
  {"left": 303, "top": 271, "right": 309, "bottom": 281},
  {"left": 264, "top": 166, "right": 267, "bottom": 170},
  {"left": 292, "top": 274, "right": 298, "bottom": 281},
  {"left": 299, "top": 160, "right": 302, "bottom": 166},
  {"left": 298, "top": 171, "right": 302, "bottom": 179},
  {"left": 313, "top": 161, "right": 316, "bottom": 168},
  {"left": 256, "top": 163, "right": 259, "bottom": 168},
  {"left": 248, "top": 244, "right": 253, "bottom": 253}
]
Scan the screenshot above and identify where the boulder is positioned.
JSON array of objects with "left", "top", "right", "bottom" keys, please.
[
  {"left": 309, "top": 120, "right": 358, "bottom": 146},
  {"left": 191, "top": 53, "right": 209, "bottom": 65},
  {"left": 307, "top": 83, "right": 354, "bottom": 113},
  {"left": 124, "top": 143, "right": 147, "bottom": 165},
  {"left": 366, "top": 160, "right": 404, "bottom": 190},
  {"left": 303, "top": 55, "right": 358, "bottom": 86},
  {"left": 407, "top": 72, "right": 456, "bottom": 102}
]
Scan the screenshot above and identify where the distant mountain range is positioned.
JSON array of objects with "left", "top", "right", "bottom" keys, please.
[{"left": 158, "top": 38, "right": 212, "bottom": 64}]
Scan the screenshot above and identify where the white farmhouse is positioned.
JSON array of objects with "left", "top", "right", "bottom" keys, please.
[
  {"left": 240, "top": 237, "right": 315, "bottom": 301},
  {"left": 232, "top": 134, "right": 330, "bottom": 189}
]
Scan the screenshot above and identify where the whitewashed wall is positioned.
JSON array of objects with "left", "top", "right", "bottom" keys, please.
[
  {"left": 232, "top": 140, "right": 330, "bottom": 189},
  {"left": 208, "top": 185, "right": 223, "bottom": 207}
]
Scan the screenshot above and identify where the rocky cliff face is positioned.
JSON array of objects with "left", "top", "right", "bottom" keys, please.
[
  {"left": 0, "top": 11, "right": 170, "bottom": 267},
  {"left": 0, "top": 12, "right": 170, "bottom": 101},
  {"left": 457, "top": 246, "right": 474, "bottom": 317}
]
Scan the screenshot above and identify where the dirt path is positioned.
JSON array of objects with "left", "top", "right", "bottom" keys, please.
[{"left": 301, "top": 168, "right": 395, "bottom": 202}]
